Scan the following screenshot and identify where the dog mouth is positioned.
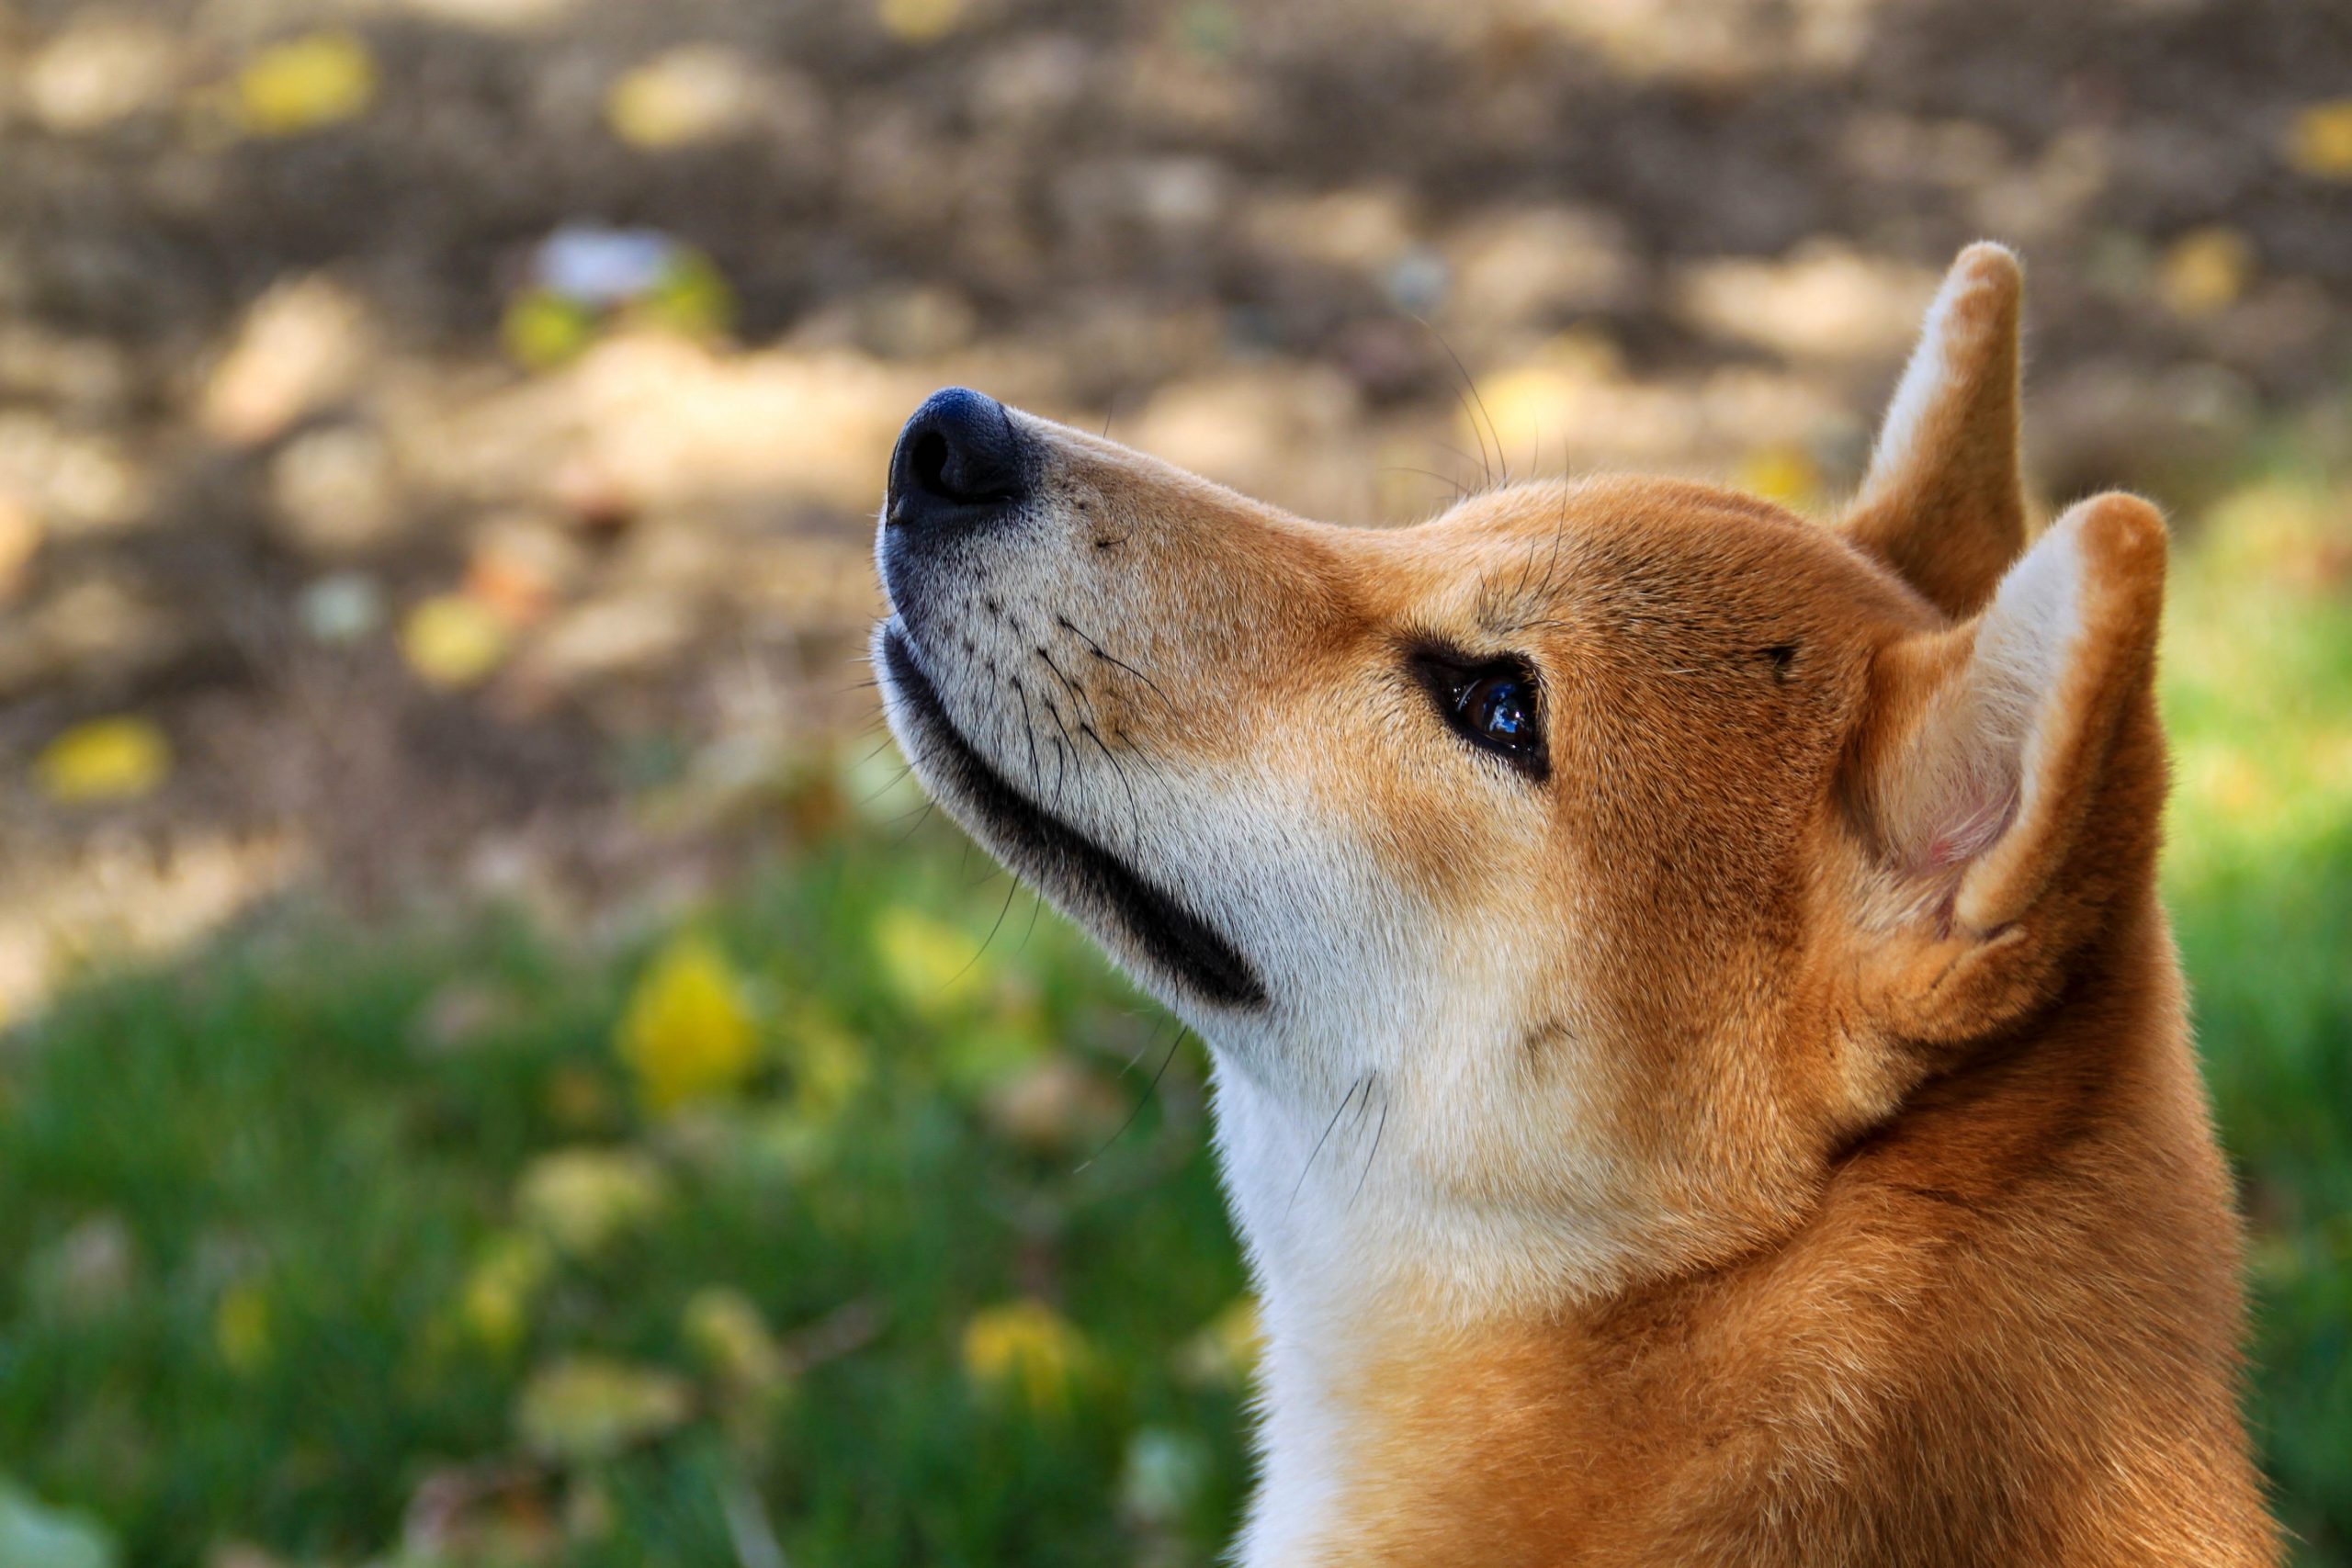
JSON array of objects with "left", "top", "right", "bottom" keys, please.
[{"left": 876, "top": 622, "right": 1269, "bottom": 1011}]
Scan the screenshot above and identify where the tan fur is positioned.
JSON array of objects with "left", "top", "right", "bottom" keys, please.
[{"left": 874, "top": 245, "right": 2278, "bottom": 1564}]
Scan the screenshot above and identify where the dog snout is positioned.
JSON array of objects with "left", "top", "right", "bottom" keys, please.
[{"left": 887, "top": 387, "right": 1029, "bottom": 526}]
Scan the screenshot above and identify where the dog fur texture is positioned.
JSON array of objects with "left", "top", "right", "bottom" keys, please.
[{"left": 872, "top": 243, "right": 2278, "bottom": 1566}]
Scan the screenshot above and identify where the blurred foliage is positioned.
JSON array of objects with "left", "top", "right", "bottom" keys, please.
[
  {"left": 0, "top": 817, "right": 1250, "bottom": 1565},
  {"left": 0, "top": 464, "right": 2346, "bottom": 1563}
]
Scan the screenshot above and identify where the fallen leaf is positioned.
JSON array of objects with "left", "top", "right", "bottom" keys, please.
[
  {"left": 782, "top": 1008, "right": 869, "bottom": 1120},
  {"left": 2156, "top": 227, "right": 2255, "bottom": 319},
  {"left": 401, "top": 593, "right": 510, "bottom": 689},
  {"left": 1177, "top": 1294, "right": 1263, "bottom": 1387},
  {"left": 637, "top": 251, "right": 736, "bottom": 343},
  {"left": 2283, "top": 99, "right": 2352, "bottom": 180},
  {"left": 502, "top": 288, "right": 598, "bottom": 369},
  {"left": 515, "top": 1356, "right": 692, "bottom": 1461},
  {"left": 453, "top": 1231, "right": 555, "bottom": 1355},
  {"left": 605, "top": 46, "right": 761, "bottom": 149},
  {"left": 214, "top": 1280, "right": 273, "bottom": 1373},
  {"left": 984, "top": 1056, "right": 1123, "bottom": 1154},
  {"left": 35, "top": 716, "right": 171, "bottom": 804},
  {"left": 0, "top": 491, "right": 40, "bottom": 602},
  {"left": 198, "top": 276, "right": 371, "bottom": 446},
  {"left": 683, "top": 1287, "right": 789, "bottom": 1396},
  {"left": 877, "top": 0, "right": 964, "bottom": 43},
  {"left": 872, "top": 906, "right": 989, "bottom": 1008},
  {"left": 963, "top": 1299, "right": 1090, "bottom": 1411},
  {"left": 515, "top": 1148, "right": 672, "bottom": 1257},
  {"left": 463, "top": 544, "right": 557, "bottom": 628},
  {"left": 1736, "top": 445, "right": 1820, "bottom": 509},
  {"left": 231, "top": 32, "right": 378, "bottom": 137},
  {"left": 616, "top": 934, "right": 759, "bottom": 1111}
]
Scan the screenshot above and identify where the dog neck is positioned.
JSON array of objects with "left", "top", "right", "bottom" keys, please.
[
  {"left": 1203, "top": 902, "right": 2255, "bottom": 1567},
  {"left": 1206, "top": 1052, "right": 1658, "bottom": 1568}
]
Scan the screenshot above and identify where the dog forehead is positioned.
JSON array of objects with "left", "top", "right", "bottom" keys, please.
[{"left": 1363, "top": 476, "right": 1901, "bottom": 637}]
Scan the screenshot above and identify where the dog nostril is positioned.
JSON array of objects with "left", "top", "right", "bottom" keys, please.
[
  {"left": 909, "top": 430, "right": 952, "bottom": 498},
  {"left": 889, "top": 386, "right": 1028, "bottom": 519}
]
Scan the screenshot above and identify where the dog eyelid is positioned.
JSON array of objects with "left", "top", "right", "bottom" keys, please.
[{"left": 1406, "top": 645, "right": 1551, "bottom": 783}]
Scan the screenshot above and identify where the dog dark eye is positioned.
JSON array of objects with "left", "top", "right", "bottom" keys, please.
[
  {"left": 1416, "top": 654, "right": 1548, "bottom": 779},
  {"left": 1460, "top": 672, "right": 1536, "bottom": 748}
]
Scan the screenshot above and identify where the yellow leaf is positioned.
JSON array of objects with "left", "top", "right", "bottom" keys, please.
[
  {"left": 616, "top": 934, "right": 758, "bottom": 1111},
  {"left": 36, "top": 716, "right": 171, "bottom": 803},
  {"left": 401, "top": 593, "right": 510, "bottom": 689},
  {"left": 543, "top": 1064, "right": 616, "bottom": 1131},
  {"left": 456, "top": 1230, "right": 554, "bottom": 1355},
  {"left": 604, "top": 46, "right": 757, "bottom": 150},
  {"left": 872, "top": 906, "right": 988, "bottom": 1008},
  {"left": 515, "top": 1356, "right": 692, "bottom": 1461},
  {"left": 877, "top": 0, "right": 964, "bottom": 43},
  {"left": 501, "top": 288, "right": 598, "bottom": 369},
  {"left": 639, "top": 252, "right": 736, "bottom": 343},
  {"left": 2156, "top": 227, "right": 2255, "bottom": 319},
  {"left": 1178, "top": 1294, "right": 1264, "bottom": 1387},
  {"left": 2284, "top": 100, "right": 2352, "bottom": 180},
  {"left": 515, "top": 1147, "right": 671, "bottom": 1257},
  {"left": 232, "top": 32, "right": 377, "bottom": 137},
  {"left": 963, "top": 1298, "right": 1089, "bottom": 1411},
  {"left": 683, "top": 1287, "right": 788, "bottom": 1395},
  {"left": 783, "top": 1008, "right": 869, "bottom": 1120},
  {"left": 1736, "top": 445, "right": 1819, "bottom": 509},
  {"left": 215, "top": 1281, "right": 273, "bottom": 1373}
]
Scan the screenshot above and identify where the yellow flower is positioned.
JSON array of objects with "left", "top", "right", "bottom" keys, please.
[
  {"left": 962, "top": 1298, "right": 1089, "bottom": 1411},
  {"left": 616, "top": 934, "right": 759, "bottom": 1111},
  {"left": 232, "top": 32, "right": 376, "bottom": 137},
  {"left": 515, "top": 1147, "right": 671, "bottom": 1257},
  {"left": 36, "top": 716, "right": 171, "bottom": 803},
  {"left": 215, "top": 1281, "right": 273, "bottom": 1373},
  {"left": 2284, "top": 100, "right": 2352, "bottom": 180}
]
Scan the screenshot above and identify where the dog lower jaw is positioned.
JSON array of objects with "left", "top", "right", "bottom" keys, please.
[{"left": 873, "top": 620, "right": 1271, "bottom": 1012}]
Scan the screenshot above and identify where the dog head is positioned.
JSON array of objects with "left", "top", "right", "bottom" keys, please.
[{"left": 873, "top": 245, "right": 2170, "bottom": 1307}]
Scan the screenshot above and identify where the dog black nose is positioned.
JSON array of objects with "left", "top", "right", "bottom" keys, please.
[{"left": 888, "top": 387, "right": 1027, "bottom": 524}]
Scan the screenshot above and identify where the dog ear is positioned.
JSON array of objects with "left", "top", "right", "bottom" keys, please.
[
  {"left": 1839, "top": 492, "right": 2167, "bottom": 1063},
  {"left": 1842, "top": 243, "right": 2028, "bottom": 621}
]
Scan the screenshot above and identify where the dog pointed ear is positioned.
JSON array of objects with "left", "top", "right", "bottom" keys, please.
[
  {"left": 1841, "top": 492, "right": 2167, "bottom": 1058},
  {"left": 1843, "top": 243, "right": 2028, "bottom": 621}
]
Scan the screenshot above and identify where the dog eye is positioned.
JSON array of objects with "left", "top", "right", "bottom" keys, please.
[
  {"left": 1419, "top": 655, "right": 1548, "bottom": 778},
  {"left": 1459, "top": 672, "right": 1536, "bottom": 748}
]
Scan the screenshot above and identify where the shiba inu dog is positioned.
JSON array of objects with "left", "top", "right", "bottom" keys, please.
[{"left": 870, "top": 244, "right": 2278, "bottom": 1565}]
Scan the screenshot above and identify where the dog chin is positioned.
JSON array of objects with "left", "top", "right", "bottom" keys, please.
[{"left": 874, "top": 620, "right": 1270, "bottom": 1011}]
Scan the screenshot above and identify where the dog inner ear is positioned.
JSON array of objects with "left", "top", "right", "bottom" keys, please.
[
  {"left": 1841, "top": 492, "right": 2168, "bottom": 1054},
  {"left": 1842, "top": 243, "right": 2029, "bottom": 622}
]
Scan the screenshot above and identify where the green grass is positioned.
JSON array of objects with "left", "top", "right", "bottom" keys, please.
[
  {"left": 1, "top": 481, "right": 2347, "bottom": 1565},
  {"left": 0, "top": 847, "right": 1252, "bottom": 1565}
]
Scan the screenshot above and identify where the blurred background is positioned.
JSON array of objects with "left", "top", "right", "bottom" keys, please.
[{"left": 0, "top": 0, "right": 2346, "bottom": 1562}]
